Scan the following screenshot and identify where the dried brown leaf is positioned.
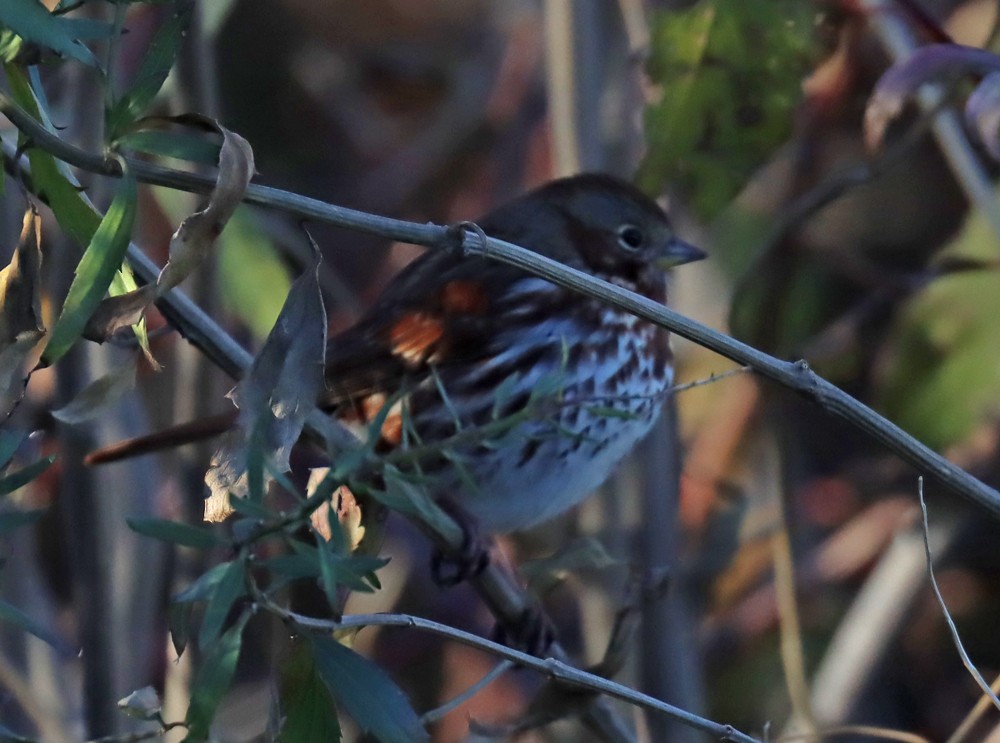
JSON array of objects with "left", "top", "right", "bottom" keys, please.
[
  {"left": 157, "top": 125, "right": 254, "bottom": 294},
  {"left": 204, "top": 256, "right": 326, "bottom": 521},
  {"left": 0, "top": 207, "right": 44, "bottom": 348},
  {"left": 82, "top": 285, "right": 157, "bottom": 343}
]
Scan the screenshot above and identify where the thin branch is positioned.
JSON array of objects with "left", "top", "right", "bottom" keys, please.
[
  {"left": 270, "top": 606, "right": 762, "bottom": 743},
  {"left": 420, "top": 660, "right": 516, "bottom": 725},
  {"left": 1, "top": 92, "right": 997, "bottom": 523},
  {"left": 916, "top": 477, "right": 1000, "bottom": 713}
]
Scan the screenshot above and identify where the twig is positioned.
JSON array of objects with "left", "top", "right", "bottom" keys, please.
[
  {"left": 670, "top": 366, "right": 751, "bottom": 395},
  {"left": 419, "top": 660, "right": 516, "bottom": 725},
  {"left": 916, "top": 476, "right": 1000, "bottom": 713},
  {"left": 268, "top": 605, "right": 762, "bottom": 743}
]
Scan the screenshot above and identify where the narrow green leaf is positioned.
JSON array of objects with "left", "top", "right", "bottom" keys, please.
[
  {"left": 126, "top": 517, "right": 225, "bottom": 549},
  {"left": 0, "top": 596, "right": 65, "bottom": 649},
  {"left": 106, "top": 5, "right": 192, "bottom": 139},
  {"left": 315, "top": 535, "right": 340, "bottom": 607},
  {"left": 264, "top": 553, "right": 321, "bottom": 580},
  {"left": 168, "top": 600, "right": 193, "bottom": 657},
  {"left": 0, "top": 28, "right": 25, "bottom": 64},
  {"left": 198, "top": 559, "right": 245, "bottom": 649},
  {"left": 183, "top": 611, "right": 249, "bottom": 742},
  {"left": 42, "top": 168, "right": 137, "bottom": 365},
  {"left": 7, "top": 68, "right": 152, "bottom": 363},
  {"left": 374, "top": 467, "right": 462, "bottom": 545},
  {"left": 174, "top": 561, "right": 231, "bottom": 603},
  {"left": 0, "top": 455, "right": 54, "bottom": 496},
  {"left": 0, "top": 0, "right": 99, "bottom": 65},
  {"left": 0, "top": 507, "right": 45, "bottom": 537},
  {"left": 309, "top": 634, "right": 428, "bottom": 743},
  {"left": 279, "top": 641, "right": 341, "bottom": 743}
]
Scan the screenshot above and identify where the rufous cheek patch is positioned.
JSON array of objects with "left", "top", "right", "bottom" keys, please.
[
  {"left": 389, "top": 312, "right": 444, "bottom": 365},
  {"left": 440, "top": 280, "right": 489, "bottom": 314}
]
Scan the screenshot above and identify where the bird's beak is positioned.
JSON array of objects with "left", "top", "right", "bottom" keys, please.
[{"left": 655, "top": 236, "right": 706, "bottom": 269}]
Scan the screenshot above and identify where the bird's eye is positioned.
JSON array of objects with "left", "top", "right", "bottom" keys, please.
[{"left": 617, "top": 224, "right": 645, "bottom": 251}]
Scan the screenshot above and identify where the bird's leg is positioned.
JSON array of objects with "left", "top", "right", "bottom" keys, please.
[{"left": 430, "top": 497, "right": 491, "bottom": 586}]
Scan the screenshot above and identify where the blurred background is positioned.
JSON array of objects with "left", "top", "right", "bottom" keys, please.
[{"left": 4, "top": 0, "right": 1000, "bottom": 741}]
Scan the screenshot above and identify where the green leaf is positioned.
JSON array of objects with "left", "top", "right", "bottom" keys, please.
[
  {"left": 638, "top": 0, "right": 817, "bottom": 218},
  {"left": 265, "top": 553, "right": 321, "bottom": 580},
  {"left": 0, "top": 507, "right": 44, "bottom": 537},
  {"left": 106, "top": 4, "right": 192, "bottom": 139},
  {"left": 278, "top": 640, "right": 341, "bottom": 743},
  {"left": 126, "top": 517, "right": 225, "bottom": 549},
  {"left": 0, "top": 0, "right": 99, "bottom": 66},
  {"left": 183, "top": 611, "right": 249, "bottom": 742},
  {"left": 372, "top": 466, "right": 462, "bottom": 545},
  {"left": 198, "top": 559, "right": 245, "bottom": 649},
  {"left": 0, "top": 454, "right": 54, "bottom": 496},
  {"left": 309, "top": 634, "right": 428, "bottom": 743},
  {"left": 0, "top": 596, "right": 65, "bottom": 649},
  {"left": 0, "top": 28, "right": 25, "bottom": 64},
  {"left": 42, "top": 167, "right": 137, "bottom": 365},
  {"left": 174, "top": 561, "right": 231, "bottom": 603},
  {"left": 878, "top": 268, "right": 1000, "bottom": 449},
  {"left": 316, "top": 535, "right": 341, "bottom": 606},
  {"left": 168, "top": 600, "right": 193, "bottom": 657}
]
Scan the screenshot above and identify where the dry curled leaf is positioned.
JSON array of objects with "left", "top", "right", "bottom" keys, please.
[
  {"left": 157, "top": 125, "right": 255, "bottom": 294},
  {"left": 204, "top": 254, "right": 326, "bottom": 522},
  {"left": 864, "top": 43, "right": 1000, "bottom": 152},
  {"left": 0, "top": 206, "right": 43, "bottom": 347},
  {"left": 307, "top": 470, "right": 366, "bottom": 552},
  {"left": 82, "top": 285, "right": 157, "bottom": 343}
]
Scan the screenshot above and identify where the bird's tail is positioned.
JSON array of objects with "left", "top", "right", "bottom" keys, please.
[{"left": 84, "top": 411, "right": 238, "bottom": 465}]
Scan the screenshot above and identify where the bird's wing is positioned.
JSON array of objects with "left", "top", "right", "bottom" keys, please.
[{"left": 321, "top": 247, "right": 546, "bottom": 409}]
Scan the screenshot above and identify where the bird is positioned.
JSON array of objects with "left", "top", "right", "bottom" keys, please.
[{"left": 87, "top": 173, "right": 704, "bottom": 536}]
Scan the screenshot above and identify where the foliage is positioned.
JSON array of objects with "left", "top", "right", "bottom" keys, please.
[{"left": 639, "top": 0, "right": 818, "bottom": 218}]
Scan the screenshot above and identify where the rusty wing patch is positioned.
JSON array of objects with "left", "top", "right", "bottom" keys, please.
[{"left": 389, "top": 311, "right": 444, "bottom": 366}]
